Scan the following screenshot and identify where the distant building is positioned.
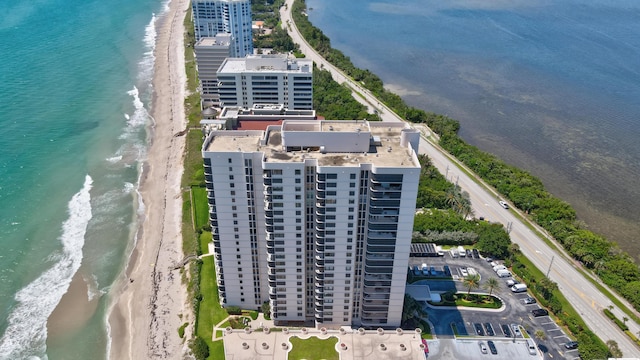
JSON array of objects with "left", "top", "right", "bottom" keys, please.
[
  {"left": 202, "top": 120, "right": 421, "bottom": 328},
  {"left": 217, "top": 55, "right": 313, "bottom": 110},
  {"left": 192, "top": 0, "right": 253, "bottom": 57},
  {"left": 194, "top": 34, "right": 234, "bottom": 108}
]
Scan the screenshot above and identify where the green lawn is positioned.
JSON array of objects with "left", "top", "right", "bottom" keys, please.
[
  {"left": 431, "top": 293, "right": 502, "bottom": 309},
  {"left": 288, "top": 336, "right": 339, "bottom": 360},
  {"left": 196, "top": 232, "right": 229, "bottom": 360},
  {"left": 191, "top": 186, "right": 209, "bottom": 230}
]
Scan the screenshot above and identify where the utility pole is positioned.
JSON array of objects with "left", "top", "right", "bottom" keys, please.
[{"left": 546, "top": 256, "right": 555, "bottom": 278}]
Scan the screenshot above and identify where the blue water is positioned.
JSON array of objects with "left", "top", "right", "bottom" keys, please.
[
  {"left": 0, "top": 0, "right": 164, "bottom": 358},
  {"left": 307, "top": 0, "right": 640, "bottom": 258}
]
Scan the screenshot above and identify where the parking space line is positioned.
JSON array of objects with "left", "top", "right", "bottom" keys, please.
[
  {"left": 545, "top": 328, "right": 562, "bottom": 332},
  {"left": 540, "top": 322, "right": 556, "bottom": 326},
  {"left": 553, "top": 334, "right": 569, "bottom": 339}
]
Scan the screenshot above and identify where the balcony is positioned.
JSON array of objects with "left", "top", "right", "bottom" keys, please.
[
  {"left": 369, "top": 199, "right": 400, "bottom": 208},
  {"left": 368, "top": 216, "right": 398, "bottom": 223},
  {"left": 367, "top": 231, "right": 396, "bottom": 240},
  {"left": 364, "top": 265, "right": 393, "bottom": 274},
  {"left": 370, "top": 184, "right": 402, "bottom": 192},
  {"left": 363, "top": 286, "right": 391, "bottom": 296}
]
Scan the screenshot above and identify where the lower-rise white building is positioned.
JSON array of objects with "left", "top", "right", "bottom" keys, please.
[
  {"left": 217, "top": 55, "right": 313, "bottom": 110},
  {"left": 202, "top": 120, "right": 420, "bottom": 328}
]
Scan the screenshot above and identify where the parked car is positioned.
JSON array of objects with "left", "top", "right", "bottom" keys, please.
[
  {"left": 526, "top": 339, "right": 537, "bottom": 355},
  {"left": 472, "top": 249, "right": 480, "bottom": 258},
  {"left": 422, "top": 338, "right": 429, "bottom": 353},
  {"left": 496, "top": 269, "right": 512, "bottom": 278},
  {"left": 487, "top": 340, "right": 498, "bottom": 354},
  {"left": 443, "top": 265, "right": 451, "bottom": 276},
  {"left": 484, "top": 322, "right": 495, "bottom": 336},
  {"left": 501, "top": 324, "right": 511, "bottom": 337},
  {"left": 478, "top": 341, "right": 488, "bottom": 354},
  {"left": 564, "top": 341, "right": 578, "bottom": 350},
  {"left": 499, "top": 200, "right": 509, "bottom": 209},
  {"left": 474, "top": 323, "right": 485, "bottom": 336},
  {"left": 523, "top": 297, "right": 537, "bottom": 304},
  {"left": 506, "top": 279, "right": 518, "bottom": 287},
  {"left": 466, "top": 249, "right": 473, "bottom": 257},
  {"left": 511, "top": 284, "right": 527, "bottom": 293},
  {"left": 485, "top": 256, "right": 493, "bottom": 262},
  {"left": 532, "top": 308, "right": 549, "bottom": 317},
  {"left": 421, "top": 263, "right": 429, "bottom": 275},
  {"left": 460, "top": 268, "right": 468, "bottom": 277},
  {"left": 413, "top": 265, "right": 421, "bottom": 276},
  {"left": 493, "top": 265, "right": 507, "bottom": 272},
  {"left": 511, "top": 324, "right": 522, "bottom": 337}
]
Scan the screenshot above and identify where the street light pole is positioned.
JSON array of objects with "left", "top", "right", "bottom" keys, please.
[{"left": 546, "top": 256, "right": 555, "bottom": 278}]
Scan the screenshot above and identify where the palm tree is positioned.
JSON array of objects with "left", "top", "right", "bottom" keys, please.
[
  {"left": 463, "top": 274, "right": 481, "bottom": 297},
  {"left": 534, "top": 330, "right": 546, "bottom": 340},
  {"left": 402, "top": 294, "right": 427, "bottom": 323},
  {"left": 483, "top": 278, "right": 499, "bottom": 297},
  {"left": 606, "top": 340, "right": 623, "bottom": 358}
]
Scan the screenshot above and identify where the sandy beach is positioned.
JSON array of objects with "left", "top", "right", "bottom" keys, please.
[{"left": 107, "top": 0, "right": 191, "bottom": 358}]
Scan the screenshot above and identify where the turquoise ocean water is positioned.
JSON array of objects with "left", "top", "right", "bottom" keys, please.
[
  {"left": 0, "top": 0, "right": 164, "bottom": 358},
  {"left": 307, "top": 0, "right": 640, "bottom": 259}
]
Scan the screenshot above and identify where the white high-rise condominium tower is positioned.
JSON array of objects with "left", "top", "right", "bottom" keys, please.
[
  {"left": 202, "top": 120, "right": 421, "bottom": 328},
  {"left": 192, "top": 0, "right": 253, "bottom": 57},
  {"left": 217, "top": 54, "right": 313, "bottom": 110}
]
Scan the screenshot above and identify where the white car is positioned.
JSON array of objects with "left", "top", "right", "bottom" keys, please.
[
  {"left": 460, "top": 268, "right": 469, "bottom": 277},
  {"left": 467, "top": 267, "right": 478, "bottom": 276},
  {"left": 499, "top": 200, "right": 509, "bottom": 209},
  {"left": 478, "top": 341, "right": 488, "bottom": 354}
]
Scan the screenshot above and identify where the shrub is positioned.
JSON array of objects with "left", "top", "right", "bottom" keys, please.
[
  {"left": 178, "top": 322, "right": 188, "bottom": 338},
  {"left": 226, "top": 305, "right": 242, "bottom": 315},
  {"left": 190, "top": 336, "right": 210, "bottom": 360}
]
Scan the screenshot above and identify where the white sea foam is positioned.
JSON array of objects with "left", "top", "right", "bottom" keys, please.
[
  {"left": 0, "top": 175, "right": 93, "bottom": 359},
  {"left": 138, "top": 14, "right": 157, "bottom": 88},
  {"left": 105, "top": 155, "right": 122, "bottom": 164},
  {"left": 85, "top": 273, "right": 104, "bottom": 302},
  {"left": 123, "top": 182, "right": 135, "bottom": 194}
]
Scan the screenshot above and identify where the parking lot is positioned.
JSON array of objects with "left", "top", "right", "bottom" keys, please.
[{"left": 409, "top": 250, "right": 581, "bottom": 359}]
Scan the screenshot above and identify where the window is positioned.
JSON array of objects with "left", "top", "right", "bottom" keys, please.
[
  {"left": 228, "top": 158, "right": 232, "bottom": 163},
  {"left": 350, "top": 174, "right": 356, "bottom": 179}
]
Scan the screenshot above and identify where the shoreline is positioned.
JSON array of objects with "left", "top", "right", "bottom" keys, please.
[{"left": 106, "top": 0, "right": 191, "bottom": 358}]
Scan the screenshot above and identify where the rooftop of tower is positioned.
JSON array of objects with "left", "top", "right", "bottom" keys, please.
[{"left": 203, "top": 120, "right": 420, "bottom": 168}]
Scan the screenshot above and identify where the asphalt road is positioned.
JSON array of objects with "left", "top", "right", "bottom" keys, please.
[{"left": 281, "top": 0, "right": 640, "bottom": 356}]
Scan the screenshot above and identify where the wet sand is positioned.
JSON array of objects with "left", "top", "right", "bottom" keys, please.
[{"left": 106, "top": 0, "right": 191, "bottom": 358}]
